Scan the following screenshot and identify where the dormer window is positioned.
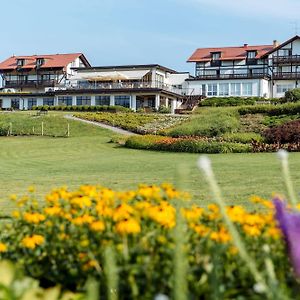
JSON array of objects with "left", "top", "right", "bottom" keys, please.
[
  {"left": 17, "top": 59, "right": 25, "bottom": 67},
  {"left": 211, "top": 52, "right": 221, "bottom": 61},
  {"left": 36, "top": 58, "right": 45, "bottom": 67},
  {"left": 247, "top": 51, "right": 257, "bottom": 59}
]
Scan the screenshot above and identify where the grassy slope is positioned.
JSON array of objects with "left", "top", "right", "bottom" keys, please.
[{"left": 0, "top": 112, "right": 300, "bottom": 211}]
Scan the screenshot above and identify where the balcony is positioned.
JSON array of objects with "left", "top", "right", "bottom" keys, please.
[
  {"left": 72, "top": 80, "right": 184, "bottom": 95},
  {"left": 195, "top": 72, "right": 270, "bottom": 80},
  {"left": 4, "top": 80, "right": 55, "bottom": 88},
  {"left": 273, "top": 55, "right": 300, "bottom": 64},
  {"left": 273, "top": 72, "right": 300, "bottom": 79}
]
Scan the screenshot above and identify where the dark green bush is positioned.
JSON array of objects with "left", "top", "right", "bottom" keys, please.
[
  {"left": 285, "top": 88, "right": 300, "bottom": 102},
  {"left": 158, "top": 105, "right": 171, "bottom": 114},
  {"left": 200, "top": 97, "right": 257, "bottom": 107},
  {"left": 125, "top": 135, "right": 251, "bottom": 153},
  {"left": 238, "top": 102, "right": 300, "bottom": 116},
  {"left": 222, "top": 132, "right": 263, "bottom": 144}
]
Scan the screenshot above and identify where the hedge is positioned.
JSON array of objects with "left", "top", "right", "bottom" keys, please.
[
  {"left": 125, "top": 135, "right": 251, "bottom": 153},
  {"left": 238, "top": 102, "right": 300, "bottom": 116},
  {"left": 31, "top": 105, "right": 132, "bottom": 113},
  {"left": 200, "top": 97, "right": 280, "bottom": 107}
]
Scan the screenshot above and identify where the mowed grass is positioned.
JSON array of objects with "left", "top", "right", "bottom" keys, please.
[{"left": 0, "top": 112, "right": 300, "bottom": 212}]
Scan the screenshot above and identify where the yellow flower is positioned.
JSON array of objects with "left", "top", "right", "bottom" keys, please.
[
  {"left": 11, "top": 211, "right": 20, "bottom": 219},
  {"left": 148, "top": 202, "right": 176, "bottom": 228},
  {"left": 113, "top": 203, "right": 134, "bottom": 221},
  {"left": 0, "top": 243, "right": 7, "bottom": 253},
  {"left": 90, "top": 221, "right": 105, "bottom": 232},
  {"left": 28, "top": 186, "right": 36, "bottom": 193},
  {"left": 115, "top": 218, "right": 141, "bottom": 235},
  {"left": 23, "top": 212, "right": 45, "bottom": 224},
  {"left": 80, "top": 239, "right": 90, "bottom": 247},
  {"left": 21, "top": 235, "right": 45, "bottom": 249},
  {"left": 44, "top": 206, "right": 61, "bottom": 216},
  {"left": 243, "top": 224, "right": 261, "bottom": 237},
  {"left": 10, "top": 194, "right": 17, "bottom": 201}
]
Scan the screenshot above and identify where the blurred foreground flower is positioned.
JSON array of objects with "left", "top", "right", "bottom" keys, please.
[{"left": 274, "top": 198, "right": 300, "bottom": 276}]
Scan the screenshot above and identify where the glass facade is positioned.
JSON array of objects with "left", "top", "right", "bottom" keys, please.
[
  {"left": 76, "top": 96, "right": 91, "bottom": 106},
  {"left": 27, "top": 98, "right": 37, "bottom": 109},
  {"left": 95, "top": 96, "right": 110, "bottom": 106},
  {"left": 115, "top": 95, "right": 131, "bottom": 108},
  {"left": 207, "top": 84, "right": 217, "bottom": 96},
  {"left": 43, "top": 98, "right": 54, "bottom": 106},
  {"left": 58, "top": 96, "right": 73, "bottom": 106},
  {"left": 219, "top": 83, "right": 229, "bottom": 96},
  {"left": 242, "top": 83, "right": 253, "bottom": 96}
]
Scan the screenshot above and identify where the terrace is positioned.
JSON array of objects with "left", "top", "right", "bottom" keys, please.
[{"left": 71, "top": 80, "right": 185, "bottom": 95}]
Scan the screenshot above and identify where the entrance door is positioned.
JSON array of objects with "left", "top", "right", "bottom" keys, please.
[
  {"left": 11, "top": 99, "right": 20, "bottom": 110},
  {"left": 0, "top": 99, "right": 2, "bottom": 109}
]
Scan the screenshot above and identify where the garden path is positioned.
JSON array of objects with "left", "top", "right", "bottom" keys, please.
[{"left": 64, "top": 115, "right": 137, "bottom": 135}]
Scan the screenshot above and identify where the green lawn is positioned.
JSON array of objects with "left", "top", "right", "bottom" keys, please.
[{"left": 0, "top": 112, "right": 299, "bottom": 212}]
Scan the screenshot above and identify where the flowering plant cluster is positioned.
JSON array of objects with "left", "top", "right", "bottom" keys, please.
[{"left": 0, "top": 185, "right": 296, "bottom": 299}]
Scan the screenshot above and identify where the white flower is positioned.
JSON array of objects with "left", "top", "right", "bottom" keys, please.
[
  {"left": 154, "top": 294, "right": 169, "bottom": 300},
  {"left": 277, "top": 149, "right": 288, "bottom": 160},
  {"left": 253, "top": 282, "right": 266, "bottom": 294},
  {"left": 197, "top": 156, "right": 212, "bottom": 174}
]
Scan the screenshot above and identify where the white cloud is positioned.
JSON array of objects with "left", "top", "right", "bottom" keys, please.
[{"left": 183, "top": 0, "right": 300, "bottom": 20}]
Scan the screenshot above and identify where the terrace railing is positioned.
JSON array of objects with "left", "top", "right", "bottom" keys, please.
[
  {"left": 4, "top": 80, "right": 56, "bottom": 88},
  {"left": 195, "top": 72, "right": 270, "bottom": 80},
  {"left": 72, "top": 80, "right": 185, "bottom": 95}
]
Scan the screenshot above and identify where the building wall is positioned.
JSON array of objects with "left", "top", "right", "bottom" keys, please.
[{"left": 186, "top": 79, "right": 264, "bottom": 97}]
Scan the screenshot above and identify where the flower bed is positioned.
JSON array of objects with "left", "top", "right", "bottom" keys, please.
[
  {"left": 74, "top": 112, "right": 186, "bottom": 134},
  {"left": 125, "top": 135, "right": 251, "bottom": 153},
  {"left": 0, "top": 184, "right": 295, "bottom": 298}
]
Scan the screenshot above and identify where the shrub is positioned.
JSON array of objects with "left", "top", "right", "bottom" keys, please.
[
  {"left": 125, "top": 135, "right": 251, "bottom": 153},
  {"left": 263, "top": 120, "right": 300, "bottom": 144},
  {"left": 238, "top": 102, "right": 300, "bottom": 116},
  {"left": 158, "top": 105, "right": 171, "bottom": 114},
  {"left": 200, "top": 97, "right": 257, "bottom": 107},
  {"left": 222, "top": 132, "right": 263, "bottom": 144},
  {"left": 285, "top": 88, "right": 300, "bottom": 102}
]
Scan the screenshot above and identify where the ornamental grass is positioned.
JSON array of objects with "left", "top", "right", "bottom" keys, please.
[{"left": 0, "top": 182, "right": 297, "bottom": 299}]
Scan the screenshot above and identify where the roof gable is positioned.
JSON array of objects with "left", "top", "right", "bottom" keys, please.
[
  {"left": 0, "top": 53, "right": 91, "bottom": 71},
  {"left": 187, "top": 45, "right": 274, "bottom": 62},
  {"left": 261, "top": 35, "right": 300, "bottom": 57}
]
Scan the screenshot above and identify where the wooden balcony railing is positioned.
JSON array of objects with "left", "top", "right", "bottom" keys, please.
[
  {"left": 195, "top": 72, "right": 270, "bottom": 80},
  {"left": 4, "top": 80, "right": 56, "bottom": 88},
  {"left": 273, "top": 72, "right": 300, "bottom": 79},
  {"left": 273, "top": 55, "right": 300, "bottom": 64}
]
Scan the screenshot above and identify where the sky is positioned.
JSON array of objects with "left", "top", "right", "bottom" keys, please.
[{"left": 2, "top": 0, "right": 300, "bottom": 73}]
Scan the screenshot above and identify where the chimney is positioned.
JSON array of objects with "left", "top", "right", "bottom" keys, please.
[
  {"left": 273, "top": 40, "right": 279, "bottom": 48},
  {"left": 243, "top": 43, "right": 248, "bottom": 48}
]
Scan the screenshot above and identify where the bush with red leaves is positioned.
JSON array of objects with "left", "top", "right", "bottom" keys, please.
[{"left": 263, "top": 120, "right": 300, "bottom": 144}]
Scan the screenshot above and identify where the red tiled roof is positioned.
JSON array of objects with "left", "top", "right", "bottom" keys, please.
[
  {"left": 0, "top": 53, "right": 91, "bottom": 71},
  {"left": 187, "top": 45, "right": 274, "bottom": 62}
]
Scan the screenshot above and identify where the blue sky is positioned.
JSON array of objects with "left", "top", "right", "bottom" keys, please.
[{"left": 1, "top": 0, "right": 300, "bottom": 73}]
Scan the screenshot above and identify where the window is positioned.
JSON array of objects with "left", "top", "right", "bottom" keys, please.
[
  {"left": 76, "top": 96, "right": 91, "bottom": 106},
  {"left": 17, "top": 59, "right": 25, "bottom": 67},
  {"left": 27, "top": 98, "right": 37, "bottom": 109},
  {"left": 230, "top": 83, "right": 241, "bottom": 96},
  {"left": 36, "top": 58, "right": 44, "bottom": 67},
  {"left": 247, "top": 51, "right": 257, "bottom": 59},
  {"left": 43, "top": 97, "right": 54, "bottom": 106},
  {"left": 277, "top": 84, "right": 294, "bottom": 94},
  {"left": 207, "top": 84, "right": 217, "bottom": 96},
  {"left": 11, "top": 99, "right": 20, "bottom": 109},
  {"left": 279, "top": 49, "right": 291, "bottom": 56},
  {"left": 95, "top": 96, "right": 110, "bottom": 106},
  {"left": 219, "top": 83, "right": 229, "bottom": 96},
  {"left": 211, "top": 52, "right": 221, "bottom": 60},
  {"left": 242, "top": 83, "right": 253, "bottom": 96},
  {"left": 58, "top": 96, "right": 72, "bottom": 106},
  {"left": 115, "top": 95, "right": 131, "bottom": 108}
]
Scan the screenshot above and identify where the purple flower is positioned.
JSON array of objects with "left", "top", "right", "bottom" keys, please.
[{"left": 274, "top": 198, "right": 300, "bottom": 277}]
